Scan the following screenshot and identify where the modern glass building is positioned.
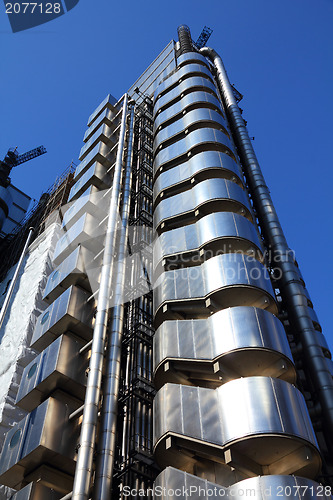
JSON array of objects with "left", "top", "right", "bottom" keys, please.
[{"left": 0, "top": 25, "right": 332, "bottom": 500}]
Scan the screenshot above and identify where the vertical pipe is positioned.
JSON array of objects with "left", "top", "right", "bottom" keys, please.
[
  {"left": 0, "top": 227, "right": 34, "bottom": 330},
  {"left": 177, "top": 24, "right": 194, "bottom": 54},
  {"left": 200, "top": 46, "right": 333, "bottom": 445},
  {"left": 72, "top": 94, "right": 129, "bottom": 500},
  {"left": 93, "top": 102, "right": 136, "bottom": 500}
]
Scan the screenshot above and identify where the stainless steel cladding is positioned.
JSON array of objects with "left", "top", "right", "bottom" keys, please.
[
  {"left": 153, "top": 151, "right": 243, "bottom": 203},
  {"left": 153, "top": 306, "right": 296, "bottom": 389},
  {"left": 177, "top": 52, "right": 212, "bottom": 68},
  {"left": 53, "top": 212, "right": 105, "bottom": 265},
  {"left": 154, "top": 178, "right": 253, "bottom": 233},
  {"left": 43, "top": 246, "right": 94, "bottom": 303},
  {"left": 73, "top": 142, "right": 114, "bottom": 182},
  {"left": 87, "top": 94, "right": 117, "bottom": 127},
  {"left": 154, "top": 212, "right": 263, "bottom": 272},
  {"left": 154, "top": 468, "right": 331, "bottom": 500},
  {"left": 153, "top": 379, "right": 321, "bottom": 477},
  {"left": 154, "top": 63, "right": 214, "bottom": 99},
  {"left": 154, "top": 467, "right": 226, "bottom": 499},
  {"left": 0, "top": 397, "right": 80, "bottom": 489},
  {"left": 200, "top": 45, "right": 333, "bottom": 447},
  {"left": 154, "top": 91, "right": 223, "bottom": 131},
  {"left": 154, "top": 253, "right": 277, "bottom": 327},
  {"left": 16, "top": 335, "right": 87, "bottom": 412},
  {"left": 68, "top": 162, "right": 112, "bottom": 202},
  {"left": 154, "top": 129, "right": 235, "bottom": 173},
  {"left": 9, "top": 482, "right": 63, "bottom": 500},
  {"left": 31, "top": 286, "right": 94, "bottom": 352},
  {"left": 154, "top": 108, "right": 228, "bottom": 152},
  {"left": 61, "top": 185, "right": 108, "bottom": 232}
]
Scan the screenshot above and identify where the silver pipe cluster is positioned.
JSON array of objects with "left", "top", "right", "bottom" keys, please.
[
  {"left": 93, "top": 102, "right": 136, "bottom": 500},
  {"left": 71, "top": 94, "right": 129, "bottom": 500}
]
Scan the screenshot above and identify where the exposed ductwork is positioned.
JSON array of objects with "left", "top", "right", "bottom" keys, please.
[
  {"left": 71, "top": 94, "right": 129, "bottom": 500},
  {"left": 177, "top": 24, "right": 194, "bottom": 54},
  {"left": 93, "top": 102, "right": 136, "bottom": 500}
]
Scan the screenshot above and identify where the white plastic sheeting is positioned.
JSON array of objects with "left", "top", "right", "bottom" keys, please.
[{"left": 0, "top": 223, "right": 59, "bottom": 498}]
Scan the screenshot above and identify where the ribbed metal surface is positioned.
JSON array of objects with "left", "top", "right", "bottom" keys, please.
[
  {"left": 154, "top": 379, "right": 321, "bottom": 477},
  {"left": 0, "top": 397, "right": 80, "bottom": 489},
  {"left": 16, "top": 334, "right": 87, "bottom": 412},
  {"left": 153, "top": 151, "right": 243, "bottom": 203},
  {"left": 43, "top": 246, "right": 93, "bottom": 303},
  {"left": 31, "top": 285, "right": 94, "bottom": 352},
  {"left": 154, "top": 178, "right": 253, "bottom": 233},
  {"left": 154, "top": 306, "right": 296, "bottom": 388},
  {"left": 154, "top": 211, "right": 263, "bottom": 272},
  {"left": 154, "top": 107, "right": 228, "bottom": 152},
  {"left": 177, "top": 25, "right": 193, "bottom": 55},
  {"left": 154, "top": 468, "right": 331, "bottom": 500},
  {"left": 154, "top": 63, "right": 213, "bottom": 101},
  {"left": 154, "top": 91, "right": 223, "bottom": 131}
]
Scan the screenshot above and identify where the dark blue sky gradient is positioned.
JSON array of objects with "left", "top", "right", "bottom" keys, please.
[{"left": 1, "top": 0, "right": 333, "bottom": 349}]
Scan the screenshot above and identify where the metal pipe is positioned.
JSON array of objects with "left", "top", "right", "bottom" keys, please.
[
  {"left": 59, "top": 493, "right": 72, "bottom": 500},
  {"left": 200, "top": 46, "right": 333, "bottom": 445},
  {"left": 93, "top": 102, "right": 136, "bottom": 500},
  {"left": 79, "top": 339, "right": 93, "bottom": 355},
  {"left": 0, "top": 227, "right": 34, "bottom": 330},
  {"left": 177, "top": 24, "right": 193, "bottom": 54},
  {"left": 69, "top": 405, "right": 84, "bottom": 421},
  {"left": 71, "top": 93, "right": 129, "bottom": 500}
]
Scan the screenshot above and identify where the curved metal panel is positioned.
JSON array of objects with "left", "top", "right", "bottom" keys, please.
[
  {"left": 154, "top": 128, "right": 235, "bottom": 172},
  {"left": 16, "top": 335, "right": 87, "bottom": 412},
  {"left": 153, "top": 306, "right": 296, "bottom": 388},
  {"left": 74, "top": 143, "right": 113, "bottom": 183},
  {"left": 31, "top": 285, "right": 94, "bottom": 352},
  {"left": 154, "top": 178, "right": 253, "bottom": 233},
  {"left": 154, "top": 467, "right": 226, "bottom": 499},
  {"left": 0, "top": 397, "right": 80, "bottom": 489},
  {"left": 154, "top": 468, "right": 331, "bottom": 500},
  {"left": 154, "top": 379, "right": 321, "bottom": 477},
  {"left": 43, "top": 246, "right": 94, "bottom": 304},
  {"left": 154, "top": 253, "right": 277, "bottom": 327},
  {"left": 53, "top": 212, "right": 105, "bottom": 266},
  {"left": 154, "top": 77, "right": 218, "bottom": 115},
  {"left": 177, "top": 52, "right": 212, "bottom": 68},
  {"left": 154, "top": 151, "right": 243, "bottom": 202},
  {"left": 79, "top": 123, "right": 116, "bottom": 162},
  {"left": 69, "top": 162, "right": 112, "bottom": 202},
  {"left": 154, "top": 108, "right": 228, "bottom": 151},
  {"left": 154, "top": 212, "right": 263, "bottom": 271},
  {"left": 154, "top": 63, "right": 213, "bottom": 102},
  {"left": 307, "top": 306, "right": 322, "bottom": 332},
  {"left": 62, "top": 185, "right": 108, "bottom": 232},
  {"left": 228, "top": 475, "right": 332, "bottom": 500},
  {"left": 154, "top": 91, "right": 222, "bottom": 131}
]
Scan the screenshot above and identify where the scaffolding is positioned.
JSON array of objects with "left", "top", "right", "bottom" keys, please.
[{"left": 0, "top": 162, "right": 75, "bottom": 282}]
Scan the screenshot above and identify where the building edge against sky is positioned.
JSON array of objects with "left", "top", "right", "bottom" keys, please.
[{"left": 0, "top": 24, "right": 332, "bottom": 499}]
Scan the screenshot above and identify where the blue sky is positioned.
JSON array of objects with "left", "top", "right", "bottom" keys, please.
[{"left": 1, "top": 0, "right": 333, "bottom": 349}]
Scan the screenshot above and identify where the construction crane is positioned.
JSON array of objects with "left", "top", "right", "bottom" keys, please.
[
  {"left": 194, "top": 26, "right": 213, "bottom": 49},
  {"left": 0, "top": 146, "right": 47, "bottom": 187}
]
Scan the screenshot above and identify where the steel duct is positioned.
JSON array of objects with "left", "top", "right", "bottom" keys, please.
[
  {"left": 177, "top": 24, "right": 193, "bottom": 54},
  {"left": 93, "top": 102, "right": 136, "bottom": 500},
  {"left": 71, "top": 93, "right": 129, "bottom": 500},
  {"left": 200, "top": 46, "right": 333, "bottom": 446}
]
